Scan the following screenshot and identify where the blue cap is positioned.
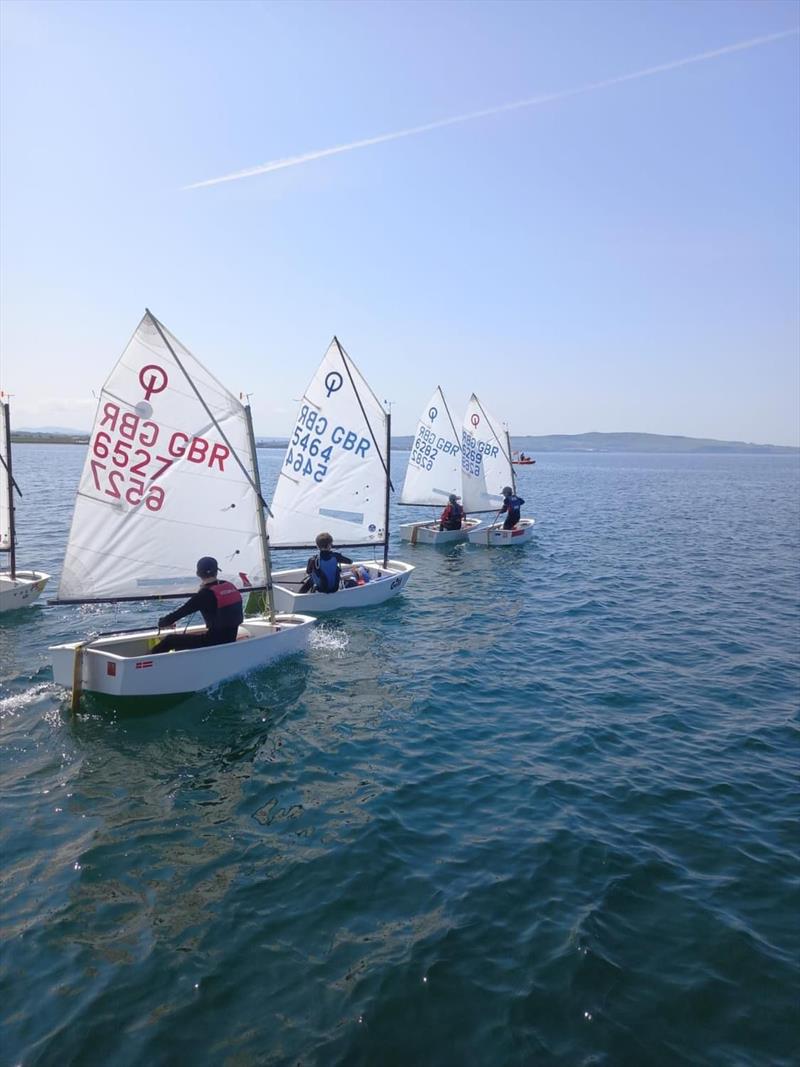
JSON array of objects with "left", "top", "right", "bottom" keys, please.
[{"left": 196, "top": 556, "right": 219, "bottom": 577}]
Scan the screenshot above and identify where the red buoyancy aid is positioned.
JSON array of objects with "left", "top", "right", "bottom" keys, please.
[
  {"left": 203, "top": 580, "right": 244, "bottom": 631},
  {"left": 441, "top": 503, "right": 465, "bottom": 527}
]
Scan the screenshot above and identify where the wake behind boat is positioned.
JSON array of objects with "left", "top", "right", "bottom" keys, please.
[
  {"left": 399, "top": 386, "right": 483, "bottom": 545},
  {"left": 48, "top": 310, "right": 314, "bottom": 705},
  {"left": 268, "top": 337, "right": 414, "bottom": 612},
  {"left": 0, "top": 394, "right": 50, "bottom": 613}
]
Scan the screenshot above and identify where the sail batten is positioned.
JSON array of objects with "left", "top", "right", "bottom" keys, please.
[
  {"left": 56, "top": 313, "right": 267, "bottom": 603},
  {"left": 268, "top": 339, "right": 389, "bottom": 549},
  {"left": 400, "top": 387, "right": 462, "bottom": 507}
]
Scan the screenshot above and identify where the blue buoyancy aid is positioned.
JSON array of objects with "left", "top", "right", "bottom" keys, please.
[
  {"left": 202, "top": 580, "right": 244, "bottom": 632},
  {"left": 312, "top": 552, "right": 341, "bottom": 593},
  {"left": 503, "top": 495, "right": 524, "bottom": 519}
]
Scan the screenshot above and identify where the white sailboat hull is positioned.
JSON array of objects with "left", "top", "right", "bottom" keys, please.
[
  {"left": 49, "top": 614, "right": 315, "bottom": 698},
  {"left": 0, "top": 570, "right": 50, "bottom": 614},
  {"left": 272, "top": 559, "right": 414, "bottom": 613},
  {"left": 399, "top": 518, "right": 483, "bottom": 545},
  {"left": 466, "top": 518, "right": 536, "bottom": 546}
]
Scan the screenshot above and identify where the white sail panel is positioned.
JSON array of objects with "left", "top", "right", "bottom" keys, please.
[
  {"left": 400, "top": 387, "right": 462, "bottom": 506},
  {"left": 460, "top": 394, "right": 513, "bottom": 512},
  {"left": 0, "top": 403, "right": 10, "bottom": 550},
  {"left": 57, "top": 313, "right": 266, "bottom": 601},
  {"left": 268, "top": 339, "right": 388, "bottom": 548}
]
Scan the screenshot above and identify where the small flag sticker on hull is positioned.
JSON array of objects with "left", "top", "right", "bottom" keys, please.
[{"left": 135, "top": 660, "right": 154, "bottom": 669}]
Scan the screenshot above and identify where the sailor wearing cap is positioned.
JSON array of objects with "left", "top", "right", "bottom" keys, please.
[
  {"left": 152, "top": 556, "right": 244, "bottom": 654},
  {"left": 500, "top": 487, "right": 525, "bottom": 529}
]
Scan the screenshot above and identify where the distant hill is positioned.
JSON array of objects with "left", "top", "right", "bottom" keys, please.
[
  {"left": 506, "top": 432, "right": 798, "bottom": 454},
  {"left": 11, "top": 430, "right": 798, "bottom": 453},
  {"left": 11, "top": 430, "right": 89, "bottom": 444},
  {"left": 16, "top": 425, "right": 88, "bottom": 435},
  {"left": 392, "top": 432, "right": 798, "bottom": 455}
]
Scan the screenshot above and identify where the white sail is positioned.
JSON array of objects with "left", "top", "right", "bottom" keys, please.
[
  {"left": 57, "top": 312, "right": 266, "bottom": 602},
  {"left": 268, "top": 338, "right": 388, "bottom": 548},
  {"left": 460, "top": 394, "right": 514, "bottom": 513},
  {"left": 0, "top": 402, "right": 11, "bottom": 551},
  {"left": 400, "top": 387, "right": 462, "bottom": 506}
]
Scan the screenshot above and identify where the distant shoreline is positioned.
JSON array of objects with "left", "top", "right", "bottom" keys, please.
[{"left": 10, "top": 431, "right": 799, "bottom": 454}]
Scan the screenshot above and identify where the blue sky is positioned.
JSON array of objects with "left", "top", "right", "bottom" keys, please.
[{"left": 1, "top": 0, "right": 798, "bottom": 444}]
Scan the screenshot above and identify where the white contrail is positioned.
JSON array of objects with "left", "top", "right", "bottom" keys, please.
[{"left": 184, "top": 27, "right": 799, "bottom": 190}]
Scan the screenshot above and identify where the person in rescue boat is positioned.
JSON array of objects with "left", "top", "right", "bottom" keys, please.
[
  {"left": 152, "top": 556, "right": 244, "bottom": 653},
  {"left": 299, "top": 533, "right": 353, "bottom": 594},
  {"left": 500, "top": 486, "right": 525, "bottom": 530},
  {"left": 439, "top": 493, "right": 466, "bottom": 531}
]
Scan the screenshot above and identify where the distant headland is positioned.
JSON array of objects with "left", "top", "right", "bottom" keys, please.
[
  {"left": 10, "top": 429, "right": 798, "bottom": 454},
  {"left": 502, "top": 432, "right": 799, "bottom": 455}
]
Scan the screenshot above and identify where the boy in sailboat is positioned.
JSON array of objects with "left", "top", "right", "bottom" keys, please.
[
  {"left": 152, "top": 556, "right": 243, "bottom": 653},
  {"left": 299, "top": 533, "right": 353, "bottom": 594},
  {"left": 439, "top": 494, "right": 466, "bottom": 531},
  {"left": 500, "top": 487, "right": 525, "bottom": 529}
]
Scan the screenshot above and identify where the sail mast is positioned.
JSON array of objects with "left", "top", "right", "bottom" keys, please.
[
  {"left": 243, "top": 401, "right": 275, "bottom": 621},
  {"left": 335, "top": 337, "right": 391, "bottom": 484},
  {"left": 147, "top": 309, "right": 272, "bottom": 515},
  {"left": 2, "top": 401, "right": 16, "bottom": 578},
  {"left": 440, "top": 387, "right": 461, "bottom": 448},
  {"left": 383, "top": 408, "right": 391, "bottom": 568},
  {"left": 475, "top": 395, "right": 510, "bottom": 461},
  {"left": 506, "top": 429, "right": 516, "bottom": 494}
]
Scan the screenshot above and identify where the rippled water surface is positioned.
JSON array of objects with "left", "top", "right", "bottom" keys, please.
[{"left": 2, "top": 446, "right": 799, "bottom": 1066}]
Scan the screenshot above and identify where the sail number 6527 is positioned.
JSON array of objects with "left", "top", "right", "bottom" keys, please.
[{"left": 90, "top": 460, "right": 165, "bottom": 511}]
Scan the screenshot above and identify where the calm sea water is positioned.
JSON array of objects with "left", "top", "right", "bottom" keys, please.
[{"left": 1, "top": 445, "right": 798, "bottom": 1066}]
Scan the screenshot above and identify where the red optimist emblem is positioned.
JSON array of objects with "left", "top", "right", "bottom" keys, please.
[{"left": 138, "top": 365, "right": 169, "bottom": 401}]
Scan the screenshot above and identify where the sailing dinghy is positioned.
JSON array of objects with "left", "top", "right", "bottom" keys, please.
[
  {"left": 398, "top": 387, "right": 482, "bottom": 545},
  {"left": 268, "top": 337, "right": 413, "bottom": 612},
  {"left": 461, "top": 394, "right": 536, "bottom": 547},
  {"left": 0, "top": 394, "right": 50, "bottom": 613},
  {"left": 49, "top": 311, "right": 314, "bottom": 701}
]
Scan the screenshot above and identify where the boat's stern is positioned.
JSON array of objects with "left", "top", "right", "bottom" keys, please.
[
  {"left": 50, "top": 616, "right": 317, "bottom": 699},
  {"left": 467, "top": 518, "right": 536, "bottom": 545},
  {"left": 0, "top": 570, "right": 51, "bottom": 613},
  {"left": 272, "top": 561, "right": 414, "bottom": 612},
  {"left": 50, "top": 640, "right": 83, "bottom": 688}
]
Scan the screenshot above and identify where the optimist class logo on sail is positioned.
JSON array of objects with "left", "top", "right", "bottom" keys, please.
[
  {"left": 86, "top": 365, "right": 232, "bottom": 511},
  {"left": 138, "top": 364, "right": 169, "bottom": 401}
]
